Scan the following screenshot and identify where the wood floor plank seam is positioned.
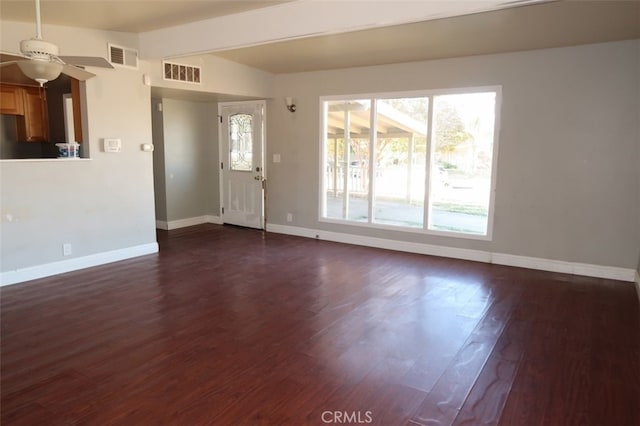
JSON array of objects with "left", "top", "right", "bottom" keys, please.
[
  {"left": 407, "top": 291, "right": 517, "bottom": 425},
  {"left": 2, "top": 224, "right": 638, "bottom": 425}
]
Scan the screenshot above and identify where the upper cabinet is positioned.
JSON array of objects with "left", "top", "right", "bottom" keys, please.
[
  {"left": 1, "top": 85, "right": 25, "bottom": 115},
  {"left": 17, "top": 86, "right": 49, "bottom": 142},
  {"left": 0, "top": 84, "right": 49, "bottom": 142}
]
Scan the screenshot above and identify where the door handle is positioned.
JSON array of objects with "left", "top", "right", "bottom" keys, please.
[{"left": 254, "top": 175, "right": 262, "bottom": 181}]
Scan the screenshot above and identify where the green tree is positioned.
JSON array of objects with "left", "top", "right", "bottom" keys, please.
[
  {"left": 434, "top": 101, "right": 471, "bottom": 159},
  {"left": 384, "top": 98, "right": 429, "bottom": 123}
]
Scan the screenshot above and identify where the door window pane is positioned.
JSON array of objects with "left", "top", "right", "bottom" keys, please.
[
  {"left": 229, "top": 113, "right": 252, "bottom": 171},
  {"left": 324, "top": 100, "right": 371, "bottom": 222},
  {"left": 428, "top": 92, "right": 496, "bottom": 235},
  {"left": 373, "top": 97, "right": 429, "bottom": 228}
]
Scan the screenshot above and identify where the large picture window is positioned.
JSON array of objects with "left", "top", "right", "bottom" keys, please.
[{"left": 320, "top": 87, "right": 500, "bottom": 239}]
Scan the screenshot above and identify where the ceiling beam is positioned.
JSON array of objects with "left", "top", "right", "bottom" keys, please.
[{"left": 139, "top": 0, "right": 550, "bottom": 59}]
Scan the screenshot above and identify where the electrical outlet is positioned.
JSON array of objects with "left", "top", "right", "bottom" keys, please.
[
  {"left": 286, "top": 213, "right": 293, "bottom": 222},
  {"left": 63, "top": 243, "right": 72, "bottom": 256}
]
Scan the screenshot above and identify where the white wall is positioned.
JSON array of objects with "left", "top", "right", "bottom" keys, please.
[
  {"left": 0, "top": 22, "right": 157, "bottom": 282},
  {"left": 2, "top": 18, "right": 637, "bottom": 283},
  {"left": 152, "top": 98, "right": 219, "bottom": 223},
  {"left": 0, "top": 20, "right": 277, "bottom": 283},
  {"left": 267, "top": 40, "right": 640, "bottom": 271},
  {"left": 140, "top": 55, "right": 274, "bottom": 99},
  {"left": 0, "top": 18, "right": 282, "bottom": 283}
]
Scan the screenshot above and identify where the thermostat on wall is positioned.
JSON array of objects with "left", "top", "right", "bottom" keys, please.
[{"left": 103, "top": 138, "right": 122, "bottom": 153}]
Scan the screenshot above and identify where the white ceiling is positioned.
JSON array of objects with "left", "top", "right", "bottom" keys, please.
[
  {"left": 1, "top": 0, "right": 638, "bottom": 75},
  {"left": 0, "top": 1, "right": 291, "bottom": 33},
  {"left": 214, "top": 1, "right": 640, "bottom": 73}
]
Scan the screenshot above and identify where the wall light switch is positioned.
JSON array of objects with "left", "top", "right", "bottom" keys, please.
[{"left": 273, "top": 154, "right": 281, "bottom": 163}]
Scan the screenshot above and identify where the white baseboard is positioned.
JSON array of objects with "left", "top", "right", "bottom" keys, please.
[
  {"left": 0, "top": 242, "right": 159, "bottom": 287},
  {"left": 156, "top": 215, "right": 222, "bottom": 230},
  {"left": 267, "top": 223, "right": 490, "bottom": 263},
  {"left": 207, "top": 215, "right": 223, "bottom": 225},
  {"left": 266, "top": 223, "right": 637, "bottom": 283},
  {"left": 5, "top": 223, "right": 633, "bottom": 288},
  {"left": 492, "top": 253, "right": 635, "bottom": 282}
]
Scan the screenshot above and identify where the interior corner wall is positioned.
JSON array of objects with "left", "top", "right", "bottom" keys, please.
[
  {"left": 637, "top": 62, "right": 640, "bottom": 278},
  {"left": 204, "top": 103, "right": 220, "bottom": 217},
  {"left": 0, "top": 21, "right": 157, "bottom": 276},
  {"left": 151, "top": 97, "right": 168, "bottom": 222},
  {"left": 267, "top": 39, "right": 640, "bottom": 270},
  {"left": 158, "top": 98, "right": 219, "bottom": 222}
]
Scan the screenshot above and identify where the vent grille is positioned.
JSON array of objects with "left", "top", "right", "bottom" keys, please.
[
  {"left": 163, "top": 61, "right": 201, "bottom": 84},
  {"left": 108, "top": 43, "right": 138, "bottom": 68}
]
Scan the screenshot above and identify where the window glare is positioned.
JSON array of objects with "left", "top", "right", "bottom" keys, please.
[
  {"left": 373, "top": 97, "right": 429, "bottom": 228},
  {"left": 429, "top": 92, "right": 496, "bottom": 235},
  {"left": 321, "top": 89, "right": 499, "bottom": 239}
]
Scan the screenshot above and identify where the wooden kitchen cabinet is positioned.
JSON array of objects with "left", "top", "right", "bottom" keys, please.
[
  {"left": 0, "top": 85, "right": 25, "bottom": 115},
  {"left": 16, "top": 86, "right": 49, "bottom": 142}
]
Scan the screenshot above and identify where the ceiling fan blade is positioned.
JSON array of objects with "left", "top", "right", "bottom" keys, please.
[
  {"left": 58, "top": 56, "right": 114, "bottom": 69},
  {"left": 1, "top": 51, "right": 28, "bottom": 63},
  {"left": 61, "top": 64, "right": 95, "bottom": 81}
]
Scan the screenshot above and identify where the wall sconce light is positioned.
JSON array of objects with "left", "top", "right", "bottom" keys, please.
[{"left": 285, "top": 97, "right": 297, "bottom": 113}]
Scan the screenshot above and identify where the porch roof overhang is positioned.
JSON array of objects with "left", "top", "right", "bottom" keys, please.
[{"left": 326, "top": 100, "right": 427, "bottom": 139}]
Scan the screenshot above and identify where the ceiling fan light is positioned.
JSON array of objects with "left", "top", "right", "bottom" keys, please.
[{"left": 17, "top": 60, "right": 63, "bottom": 86}]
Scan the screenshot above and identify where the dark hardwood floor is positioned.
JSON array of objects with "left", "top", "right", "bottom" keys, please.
[{"left": 1, "top": 224, "right": 639, "bottom": 425}]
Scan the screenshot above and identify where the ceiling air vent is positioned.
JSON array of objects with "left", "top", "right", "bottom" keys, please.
[
  {"left": 163, "top": 61, "right": 201, "bottom": 84},
  {"left": 108, "top": 43, "right": 138, "bottom": 69}
]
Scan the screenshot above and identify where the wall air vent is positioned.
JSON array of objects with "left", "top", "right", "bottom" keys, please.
[
  {"left": 163, "top": 61, "right": 201, "bottom": 84},
  {"left": 108, "top": 43, "right": 138, "bottom": 69}
]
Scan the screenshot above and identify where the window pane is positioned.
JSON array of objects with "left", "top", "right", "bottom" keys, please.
[
  {"left": 229, "top": 113, "right": 253, "bottom": 171},
  {"left": 428, "top": 92, "right": 496, "bottom": 235},
  {"left": 373, "top": 97, "right": 429, "bottom": 228},
  {"left": 324, "top": 100, "right": 371, "bottom": 222}
]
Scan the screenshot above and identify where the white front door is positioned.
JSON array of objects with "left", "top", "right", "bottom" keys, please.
[{"left": 219, "top": 101, "right": 265, "bottom": 229}]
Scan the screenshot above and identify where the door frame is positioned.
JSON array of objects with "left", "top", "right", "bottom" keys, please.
[{"left": 218, "top": 100, "right": 267, "bottom": 229}]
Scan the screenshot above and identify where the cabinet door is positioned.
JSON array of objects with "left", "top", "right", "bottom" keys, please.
[
  {"left": 17, "top": 86, "right": 49, "bottom": 142},
  {"left": 0, "top": 85, "right": 24, "bottom": 115}
]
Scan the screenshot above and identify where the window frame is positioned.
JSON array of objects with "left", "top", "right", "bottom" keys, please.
[{"left": 318, "top": 86, "right": 502, "bottom": 241}]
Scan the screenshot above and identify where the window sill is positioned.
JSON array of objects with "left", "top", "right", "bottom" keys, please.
[{"left": 318, "top": 216, "right": 493, "bottom": 241}]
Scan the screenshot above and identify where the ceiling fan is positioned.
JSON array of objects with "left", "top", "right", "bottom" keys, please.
[{"left": 0, "top": 0, "right": 113, "bottom": 86}]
